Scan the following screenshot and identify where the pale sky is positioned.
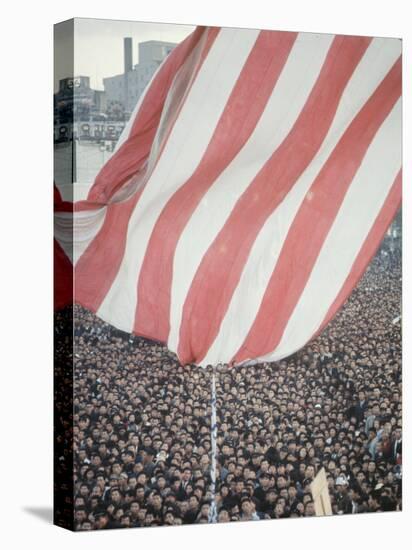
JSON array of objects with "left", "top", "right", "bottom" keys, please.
[{"left": 54, "top": 17, "right": 195, "bottom": 92}]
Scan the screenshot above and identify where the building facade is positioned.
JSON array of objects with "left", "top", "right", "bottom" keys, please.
[
  {"left": 103, "top": 38, "right": 176, "bottom": 115},
  {"left": 54, "top": 76, "right": 107, "bottom": 124}
]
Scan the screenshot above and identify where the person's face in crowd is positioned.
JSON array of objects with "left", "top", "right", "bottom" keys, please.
[
  {"left": 189, "top": 496, "right": 199, "bottom": 510},
  {"left": 277, "top": 477, "right": 287, "bottom": 490},
  {"left": 368, "top": 494, "right": 379, "bottom": 511},
  {"left": 86, "top": 470, "right": 95, "bottom": 482},
  {"left": 192, "top": 487, "right": 202, "bottom": 500},
  {"left": 114, "top": 508, "right": 124, "bottom": 521},
  {"left": 112, "top": 463, "right": 121, "bottom": 476},
  {"left": 288, "top": 486, "right": 297, "bottom": 500},
  {"left": 75, "top": 509, "right": 87, "bottom": 524},
  {"left": 144, "top": 513, "right": 154, "bottom": 526},
  {"left": 241, "top": 500, "right": 252, "bottom": 516},
  {"left": 137, "top": 473, "right": 147, "bottom": 486},
  {"left": 373, "top": 419, "right": 381, "bottom": 431},
  {"left": 111, "top": 489, "right": 121, "bottom": 504},
  {"left": 120, "top": 515, "right": 131, "bottom": 527},
  {"left": 288, "top": 440, "right": 297, "bottom": 453},
  {"left": 152, "top": 494, "right": 162, "bottom": 509},
  {"left": 182, "top": 468, "right": 191, "bottom": 482},
  {"left": 122, "top": 451, "right": 134, "bottom": 465},
  {"left": 200, "top": 503, "right": 210, "bottom": 518},
  {"left": 218, "top": 509, "right": 230, "bottom": 522},
  {"left": 305, "top": 465, "right": 315, "bottom": 480},
  {"left": 220, "top": 485, "right": 229, "bottom": 498},
  {"left": 92, "top": 455, "right": 102, "bottom": 467},
  {"left": 222, "top": 444, "right": 231, "bottom": 457},
  {"left": 235, "top": 479, "right": 245, "bottom": 493},
  {"left": 79, "top": 484, "right": 89, "bottom": 498},
  {"left": 298, "top": 463, "right": 306, "bottom": 477},
  {"left": 260, "top": 476, "right": 270, "bottom": 489},
  {"left": 164, "top": 512, "right": 175, "bottom": 526},
  {"left": 266, "top": 490, "right": 277, "bottom": 505},
  {"left": 372, "top": 404, "right": 380, "bottom": 416},
  {"left": 75, "top": 497, "right": 85, "bottom": 508},
  {"left": 109, "top": 474, "right": 119, "bottom": 487},
  {"left": 336, "top": 482, "right": 347, "bottom": 494},
  {"left": 78, "top": 449, "right": 87, "bottom": 462},
  {"left": 279, "top": 488, "right": 288, "bottom": 500},
  {"left": 156, "top": 476, "right": 166, "bottom": 490},
  {"left": 129, "top": 502, "right": 140, "bottom": 517},
  {"left": 200, "top": 454, "right": 209, "bottom": 468},
  {"left": 95, "top": 513, "right": 109, "bottom": 529},
  {"left": 299, "top": 447, "right": 307, "bottom": 460},
  {"left": 185, "top": 484, "right": 194, "bottom": 498},
  {"left": 172, "top": 478, "right": 181, "bottom": 492},
  {"left": 235, "top": 464, "right": 243, "bottom": 477},
  {"left": 296, "top": 501, "right": 305, "bottom": 515},
  {"left": 260, "top": 459, "right": 269, "bottom": 472},
  {"left": 126, "top": 475, "right": 137, "bottom": 488},
  {"left": 394, "top": 428, "right": 402, "bottom": 441},
  {"left": 308, "top": 447, "right": 316, "bottom": 458},
  {"left": 340, "top": 455, "right": 349, "bottom": 466},
  {"left": 125, "top": 491, "right": 134, "bottom": 505},
  {"left": 135, "top": 507, "right": 146, "bottom": 523},
  {"left": 304, "top": 501, "right": 316, "bottom": 517},
  {"left": 91, "top": 427, "right": 101, "bottom": 441},
  {"left": 132, "top": 461, "right": 143, "bottom": 476}
]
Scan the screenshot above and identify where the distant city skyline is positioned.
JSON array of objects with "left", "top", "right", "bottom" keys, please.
[{"left": 54, "top": 17, "right": 195, "bottom": 92}]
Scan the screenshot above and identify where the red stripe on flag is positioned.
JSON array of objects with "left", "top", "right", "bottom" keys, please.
[
  {"left": 177, "top": 35, "right": 372, "bottom": 365},
  {"left": 313, "top": 170, "right": 402, "bottom": 339},
  {"left": 54, "top": 183, "right": 63, "bottom": 204},
  {"left": 134, "top": 31, "right": 298, "bottom": 342},
  {"left": 75, "top": 191, "right": 143, "bottom": 313},
  {"left": 234, "top": 57, "right": 401, "bottom": 364},
  {"left": 54, "top": 183, "right": 73, "bottom": 309},
  {"left": 55, "top": 200, "right": 106, "bottom": 213}
]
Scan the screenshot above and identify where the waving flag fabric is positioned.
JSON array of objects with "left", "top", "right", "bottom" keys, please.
[{"left": 55, "top": 26, "right": 402, "bottom": 367}]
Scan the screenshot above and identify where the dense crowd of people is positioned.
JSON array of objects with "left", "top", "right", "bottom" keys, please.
[{"left": 68, "top": 236, "right": 402, "bottom": 530}]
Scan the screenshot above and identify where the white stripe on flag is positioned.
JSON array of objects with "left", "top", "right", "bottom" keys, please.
[{"left": 55, "top": 207, "right": 107, "bottom": 265}]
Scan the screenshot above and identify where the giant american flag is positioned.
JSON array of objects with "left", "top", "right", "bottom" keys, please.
[{"left": 54, "top": 26, "right": 402, "bottom": 367}]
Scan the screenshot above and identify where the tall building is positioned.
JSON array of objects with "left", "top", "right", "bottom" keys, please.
[{"left": 103, "top": 38, "right": 176, "bottom": 115}]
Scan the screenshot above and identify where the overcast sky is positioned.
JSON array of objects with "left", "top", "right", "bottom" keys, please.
[{"left": 54, "top": 17, "right": 195, "bottom": 92}]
